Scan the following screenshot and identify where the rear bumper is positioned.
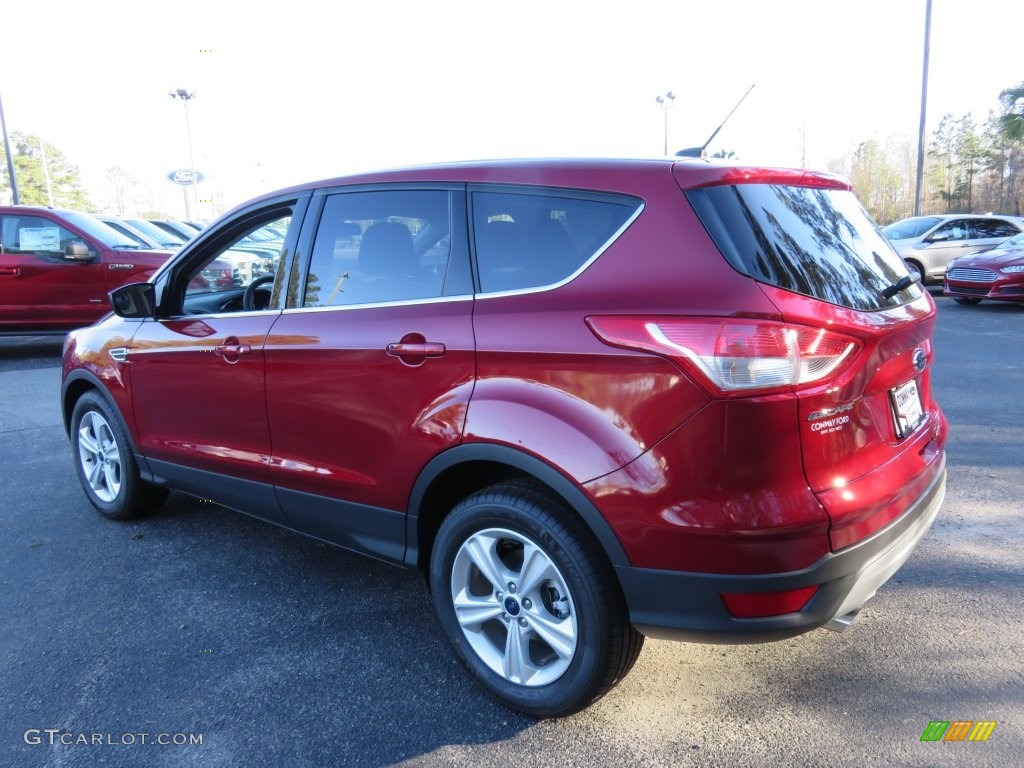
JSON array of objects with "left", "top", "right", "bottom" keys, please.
[{"left": 617, "top": 457, "right": 945, "bottom": 642}]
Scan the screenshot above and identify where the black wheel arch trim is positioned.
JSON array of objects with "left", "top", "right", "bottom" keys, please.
[
  {"left": 62, "top": 369, "right": 153, "bottom": 479},
  {"left": 405, "top": 442, "right": 631, "bottom": 570}
]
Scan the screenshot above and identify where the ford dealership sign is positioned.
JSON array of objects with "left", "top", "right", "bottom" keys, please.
[{"left": 166, "top": 169, "right": 205, "bottom": 185}]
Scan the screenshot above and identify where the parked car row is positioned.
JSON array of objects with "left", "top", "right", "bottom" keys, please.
[{"left": 881, "top": 213, "right": 1024, "bottom": 285}]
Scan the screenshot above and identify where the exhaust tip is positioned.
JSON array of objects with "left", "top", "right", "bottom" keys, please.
[{"left": 824, "top": 610, "right": 859, "bottom": 632}]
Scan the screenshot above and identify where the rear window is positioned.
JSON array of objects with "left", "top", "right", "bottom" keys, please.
[{"left": 687, "top": 184, "right": 922, "bottom": 311}]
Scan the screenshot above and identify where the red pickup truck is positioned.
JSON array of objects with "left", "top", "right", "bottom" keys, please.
[{"left": 0, "top": 206, "right": 185, "bottom": 335}]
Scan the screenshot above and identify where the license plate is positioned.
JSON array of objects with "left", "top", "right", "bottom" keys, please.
[{"left": 890, "top": 379, "right": 924, "bottom": 439}]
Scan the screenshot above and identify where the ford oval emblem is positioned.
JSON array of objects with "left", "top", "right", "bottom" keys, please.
[{"left": 912, "top": 348, "right": 927, "bottom": 373}]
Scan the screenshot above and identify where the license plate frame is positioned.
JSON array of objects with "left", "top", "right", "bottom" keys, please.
[{"left": 890, "top": 378, "right": 925, "bottom": 439}]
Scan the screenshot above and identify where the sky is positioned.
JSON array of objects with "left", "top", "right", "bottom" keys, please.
[{"left": 1, "top": 0, "right": 1021, "bottom": 219}]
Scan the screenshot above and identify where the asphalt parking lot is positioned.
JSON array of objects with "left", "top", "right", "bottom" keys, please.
[{"left": 1, "top": 292, "right": 1021, "bottom": 767}]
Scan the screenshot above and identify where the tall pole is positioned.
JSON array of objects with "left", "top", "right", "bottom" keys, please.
[
  {"left": 914, "top": 0, "right": 932, "bottom": 216},
  {"left": 39, "top": 139, "right": 54, "bottom": 207},
  {"left": 656, "top": 91, "right": 676, "bottom": 155},
  {"left": 0, "top": 92, "right": 19, "bottom": 205},
  {"left": 170, "top": 89, "right": 196, "bottom": 220}
]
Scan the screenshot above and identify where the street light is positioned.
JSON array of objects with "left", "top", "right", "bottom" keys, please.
[
  {"left": 655, "top": 91, "right": 676, "bottom": 155},
  {"left": 169, "top": 88, "right": 197, "bottom": 219}
]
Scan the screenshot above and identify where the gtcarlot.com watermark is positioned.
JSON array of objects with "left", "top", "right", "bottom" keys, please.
[{"left": 24, "top": 729, "right": 203, "bottom": 747}]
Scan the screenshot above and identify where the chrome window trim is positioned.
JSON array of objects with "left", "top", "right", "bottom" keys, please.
[
  {"left": 165, "top": 308, "right": 284, "bottom": 321},
  {"left": 474, "top": 200, "right": 645, "bottom": 301},
  {"left": 282, "top": 293, "right": 474, "bottom": 314}
]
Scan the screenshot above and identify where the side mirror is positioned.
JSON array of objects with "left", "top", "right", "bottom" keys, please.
[
  {"left": 926, "top": 232, "right": 950, "bottom": 243},
  {"left": 63, "top": 242, "right": 98, "bottom": 262},
  {"left": 110, "top": 282, "right": 156, "bottom": 319}
]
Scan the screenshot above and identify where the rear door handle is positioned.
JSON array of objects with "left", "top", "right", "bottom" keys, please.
[
  {"left": 0, "top": 267, "right": 19, "bottom": 276},
  {"left": 386, "top": 342, "right": 446, "bottom": 357}
]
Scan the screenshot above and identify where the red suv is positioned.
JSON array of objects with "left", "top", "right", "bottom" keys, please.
[
  {"left": 61, "top": 159, "right": 947, "bottom": 716},
  {"left": 0, "top": 206, "right": 176, "bottom": 335}
]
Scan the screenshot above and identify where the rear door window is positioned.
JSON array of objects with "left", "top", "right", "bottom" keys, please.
[
  {"left": 471, "top": 188, "right": 641, "bottom": 293},
  {"left": 303, "top": 189, "right": 463, "bottom": 307},
  {"left": 686, "top": 184, "right": 923, "bottom": 311},
  {"left": 970, "top": 218, "right": 1020, "bottom": 240}
]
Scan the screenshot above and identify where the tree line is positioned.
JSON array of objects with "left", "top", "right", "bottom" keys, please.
[{"left": 827, "top": 81, "right": 1024, "bottom": 224}]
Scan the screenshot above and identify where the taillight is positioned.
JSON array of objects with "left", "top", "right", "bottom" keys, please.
[{"left": 586, "top": 316, "right": 860, "bottom": 397}]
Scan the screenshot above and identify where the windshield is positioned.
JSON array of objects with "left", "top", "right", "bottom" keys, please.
[
  {"left": 881, "top": 217, "right": 941, "bottom": 240},
  {"left": 999, "top": 232, "right": 1024, "bottom": 249},
  {"left": 687, "top": 184, "right": 924, "bottom": 311},
  {"left": 58, "top": 210, "right": 147, "bottom": 249}
]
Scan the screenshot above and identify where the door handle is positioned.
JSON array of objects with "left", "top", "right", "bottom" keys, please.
[
  {"left": 386, "top": 342, "right": 446, "bottom": 357},
  {"left": 214, "top": 337, "right": 252, "bottom": 363},
  {"left": 386, "top": 334, "right": 446, "bottom": 366},
  {"left": 0, "top": 267, "right": 19, "bottom": 277}
]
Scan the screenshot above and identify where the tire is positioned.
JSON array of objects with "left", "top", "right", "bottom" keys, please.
[
  {"left": 70, "top": 391, "right": 169, "bottom": 520},
  {"left": 953, "top": 297, "right": 982, "bottom": 305},
  {"left": 430, "top": 480, "right": 643, "bottom": 717}
]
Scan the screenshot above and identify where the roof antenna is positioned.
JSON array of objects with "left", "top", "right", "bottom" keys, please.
[{"left": 675, "top": 84, "right": 756, "bottom": 159}]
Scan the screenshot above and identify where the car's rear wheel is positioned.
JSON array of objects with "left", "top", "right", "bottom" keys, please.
[
  {"left": 953, "top": 297, "right": 982, "bottom": 305},
  {"left": 70, "top": 391, "right": 168, "bottom": 520},
  {"left": 904, "top": 259, "right": 925, "bottom": 285},
  {"left": 430, "top": 480, "right": 643, "bottom": 717}
]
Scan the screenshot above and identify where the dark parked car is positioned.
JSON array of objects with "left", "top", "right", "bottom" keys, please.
[
  {"left": 0, "top": 206, "right": 175, "bottom": 335},
  {"left": 881, "top": 213, "right": 1024, "bottom": 284},
  {"left": 148, "top": 219, "right": 201, "bottom": 242},
  {"left": 944, "top": 231, "right": 1024, "bottom": 304},
  {"left": 124, "top": 218, "right": 188, "bottom": 249},
  {"left": 62, "top": 159, "right": 948, "bottom": 716},
  {"left": 95, "top": 215, "right": 164, "bottom": 249}
]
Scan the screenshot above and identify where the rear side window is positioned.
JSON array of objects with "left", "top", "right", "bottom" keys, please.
[
  {"left": 687, "top": 184, "right": 923, "bottom": 311},
  {"left": 971, "top": 218, "right": 1020, "bottom": 239},
  {"left": 471, "top": 188, "right": 641, "bottom": 293}
]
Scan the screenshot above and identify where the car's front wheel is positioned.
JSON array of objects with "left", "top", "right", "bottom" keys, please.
[
  {"left": 430, "top": 481, "right": 643, "bottom": 717},
  {"left": 70, "top": 391, "right": 168, "bottom": 520}
]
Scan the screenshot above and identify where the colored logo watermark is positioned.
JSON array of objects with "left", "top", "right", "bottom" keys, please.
[{"left": 920, "top": 720, "right": 997, "bottom": 742}]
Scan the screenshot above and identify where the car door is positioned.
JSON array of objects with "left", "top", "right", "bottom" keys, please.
[
  {"left": 125, "top": 198, "right": 307, "bottom": 522},
  {"left": 0, "top": 212, "right": 108, "bottom": 331},
  {"left": 264, "top": 186, "right": 475, "bottom": 561}
]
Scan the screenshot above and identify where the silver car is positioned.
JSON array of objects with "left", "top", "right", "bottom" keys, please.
[{"left": 881, "top": 214, "right": 1024, "bottom": 284}]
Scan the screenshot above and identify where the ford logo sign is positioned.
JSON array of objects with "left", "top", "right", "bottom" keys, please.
[
  {"left": 166, "top": 168, "right": 206, "bottom": 185},
  {"left": 912, "top": 348, "right": 927, "bottom": 373}
]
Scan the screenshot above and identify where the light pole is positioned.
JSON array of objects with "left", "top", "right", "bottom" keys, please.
[
  {"left": 169, "top": 88, "right": 196, "bottom": 219},
  {"left": 655, "top": 91, "right": 676, "bottom": 155},
  {"left": 0, "top": 91, "right": 19, "bottom": 204},
  {"left": 913, "top": 0, "right": 932, "bottom": 217}
]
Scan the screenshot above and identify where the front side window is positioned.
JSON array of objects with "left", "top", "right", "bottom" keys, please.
[
  {"left": 303, "top": 190, "right": 452, "bottom": 307},
  {"left": 471, "top": 189, "right": 641, "bottom": 294},
  {"left": 171, "top": 209, "right": 295, "bottom": 315},
  {"left": 932, "top": 220, "right": 970, "bottom": 242},
  {"left": 0, "top": 214, "right": 92, "bottom": 261}
]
